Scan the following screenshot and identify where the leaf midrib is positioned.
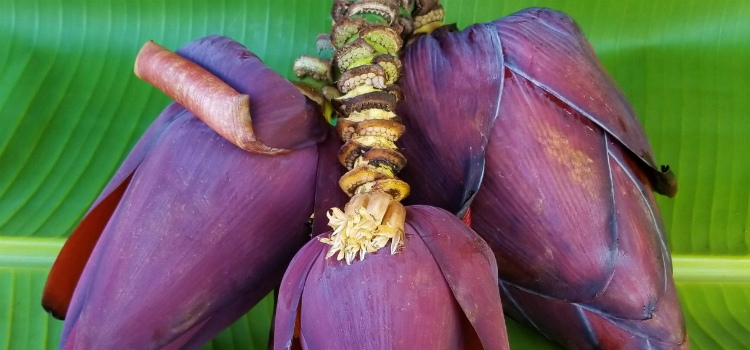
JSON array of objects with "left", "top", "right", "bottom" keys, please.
[{"left": 1, "top": 237, "right": 748, "bottom": 282}]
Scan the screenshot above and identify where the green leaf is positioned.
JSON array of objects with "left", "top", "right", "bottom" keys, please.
[{"left": 1, "top": 0, "right": 748, "bottom": 349}]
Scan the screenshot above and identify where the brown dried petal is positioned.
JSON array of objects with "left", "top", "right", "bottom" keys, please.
[
  {"left": 337, "top": 64, "right": 387, "bottom": 93},
  {"left": 334, "top": 90, "right": 397, "bottom": 116},
  {"left": 359, "top": 25, "right": 403, "bottom": 55},
  {"left": 346, "top": 0, "right": 400, "bottom": 24}
]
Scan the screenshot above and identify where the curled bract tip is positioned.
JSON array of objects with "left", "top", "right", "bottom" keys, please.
[
  {"left": 49, "top": 36, "right": 326, "bottom": 350},
  {"left": 320, "top": 192, "right": 405, "bottom": 264},
  {"left": 134, "top": 41, "right": 287, "bottom": 155},
  {"left": 134, "top": 38, "right": 328, "bottom": 154}
]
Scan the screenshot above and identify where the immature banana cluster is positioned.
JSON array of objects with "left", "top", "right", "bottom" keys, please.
[{"left": 293, "top": 0, "right": 444, "bottom": 263}]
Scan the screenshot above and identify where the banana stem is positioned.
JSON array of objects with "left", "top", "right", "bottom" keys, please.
[{"left": 309, "top": 0, "right": 444, "bottom": 264}]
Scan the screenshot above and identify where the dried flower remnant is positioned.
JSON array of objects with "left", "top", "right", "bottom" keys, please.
[
  {"left": 275, "top": 2, "right": 509, "bottom": 350},
  {"left": 275, "top": 206, "right": 510, "bottom": 350},
  {"left": 320, "top": 192, "right": 405, "bottom": 263},
  {"left": 294, "top": 0, "right": 446, "bottom": 263}
]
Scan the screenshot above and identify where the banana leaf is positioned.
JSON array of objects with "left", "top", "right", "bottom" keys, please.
[{"left": 1, "top": 0, "right": 748, "bottom": 349}]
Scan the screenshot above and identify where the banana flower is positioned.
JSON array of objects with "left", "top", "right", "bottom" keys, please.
[
  {"left": 42, "top": 36, "right": 329, "bottom": 350},
  {"left": 275, "top": 205, "right": 509, "bottom": 350},
  {"left": 397, "top": 8, "right": 688, "bottom": 350}
]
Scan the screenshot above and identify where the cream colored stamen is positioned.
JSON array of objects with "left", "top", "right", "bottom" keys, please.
[{"left": 319, "top": 193, "right": 406, "bottom": 264}]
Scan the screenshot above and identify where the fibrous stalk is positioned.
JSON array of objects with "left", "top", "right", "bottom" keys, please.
[{"left": 312, "top": 0, "right": 443, "bottom": 263}]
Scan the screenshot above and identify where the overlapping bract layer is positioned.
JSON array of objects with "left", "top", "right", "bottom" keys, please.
[
  {"left": 276, "top": 3, "right": 509, "bottom": 350},
  {"left": 398, "top": 8, "right": 687, "bottom": 350},
  {"left": 43, "top": 6, "right": 689, "bottom": 350},
  {"left": 275, "top": 206, "right": 509, "bottom": 350},
  {"left": 43, "top": 36, "right": 329, "bottom": 350}
]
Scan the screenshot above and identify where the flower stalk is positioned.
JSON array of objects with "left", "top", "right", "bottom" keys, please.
[{"left": 294, "top": 0, "right": 444, "bottom": 264}]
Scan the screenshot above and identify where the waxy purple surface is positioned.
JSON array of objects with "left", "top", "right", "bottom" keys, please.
[
  {"left": 310, "top": 130, "right": 349, "bottom": 237},
  {"left": 397, "top": 8, "right": 687, "bottom": 350},
  {"left": 176, "top": 36, "right": 327, "bottom": 150},
  {"left": 87, "top": 102, "right": 184, "bottom": 211},
  {"left": 495, "top": 8, "right": 657, "bottom": 169},
  {"left": 274, "top": 206, "right": 509, "bottom": 350},
  {"left": 473, "top": 71, "right": 617, "bottom": 302},
  {"left": 59, "top": 37, "right": 324, "bottom": 350},
  {"left": 409, "top": 206, "right": 509, "bottom": 350},
  {"left": 398, "top": 22, "right": 504, "bottom": 215}
]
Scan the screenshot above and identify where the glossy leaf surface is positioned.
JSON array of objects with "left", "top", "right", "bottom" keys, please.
[{"left": 1, "top": 0, "right": 748, "bottom": 349}]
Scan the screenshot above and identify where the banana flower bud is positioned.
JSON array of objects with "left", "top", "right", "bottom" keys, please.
[
  {"left": 42, "top": 36, "right": 329, "bottom": 350},
  {"left": 397, "top": 8, "right": 687, "bottom": 350},
  {"left": 274, "top": 205, "right": 509, "bottom": 350}
]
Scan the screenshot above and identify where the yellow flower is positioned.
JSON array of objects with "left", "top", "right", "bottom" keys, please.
[{"left": 320, "top": 206, "right": 404, "bottom": 264}]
